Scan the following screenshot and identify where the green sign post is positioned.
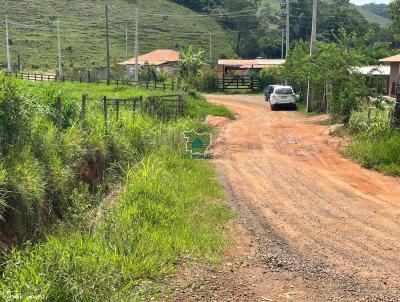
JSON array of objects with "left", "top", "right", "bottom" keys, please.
[{"left": 183, "top": 130, "right": 212, "bottom": 159}]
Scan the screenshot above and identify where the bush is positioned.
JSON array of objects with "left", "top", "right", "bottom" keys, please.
[
  {"left": 193, "top": 65, "right": 218, "bottom": 92},
  {"left": 257, "top": 66, "right": 284, "bottom": 91},
  {"left": 345, "top": 131, "right": 400, "bottom": 176}
]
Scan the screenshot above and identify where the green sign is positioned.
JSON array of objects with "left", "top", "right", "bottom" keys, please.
[{"left": 183, "top": 130, "right": 212, "bottom": 158}]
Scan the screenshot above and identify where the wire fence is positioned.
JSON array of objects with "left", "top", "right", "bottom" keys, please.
[
  {"left": 55, "top": 92, "right": 187, "bottom": 132},
  {"left": 6, "top": 71, "right": 181, "bottom": 92}
]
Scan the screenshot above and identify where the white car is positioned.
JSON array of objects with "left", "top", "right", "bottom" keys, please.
[{"left": 268, "top": 85, "right": 296, "bottom": 110}]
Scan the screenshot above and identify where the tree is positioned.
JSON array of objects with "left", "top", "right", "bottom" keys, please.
[
  {"left": 139, "top": 62, "right": 157, "bottom": 82},
  {"left": 222, "top": 0, "right": 256, "bottom": 57},
  {"left": 282, "top": 38, "right": 369, "bottom": 122},
  {"left": 389, "top": 0, "right": 400, "bottom": 47},
  {"left": 178, "top": 45, "right": 205, "bottom": 87}
]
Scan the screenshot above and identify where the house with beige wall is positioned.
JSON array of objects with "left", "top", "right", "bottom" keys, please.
[{"left": 379, "top": 54, "right": 400, "bottom": 96}]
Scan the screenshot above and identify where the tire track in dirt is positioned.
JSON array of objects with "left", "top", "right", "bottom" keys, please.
[{"left": 203, "top": 94, "right": 400, "bottom": 301}]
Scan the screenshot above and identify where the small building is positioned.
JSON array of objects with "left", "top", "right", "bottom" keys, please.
[
  {"left": 216, "top": 58, "right": 285, "bottom": 79},
  {"left": 351, "top": 65, "right": 390, "bottom": 95},
  {"left": 379, "top": 54, "right": 400, "bottom": 96},
  {"left": 118, "top": 49, "right": 180, "bottom": 74}
]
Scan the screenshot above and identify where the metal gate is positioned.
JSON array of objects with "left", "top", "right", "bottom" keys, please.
[{"left": 218, "top": 75, "right": 258, "bottom": 91}]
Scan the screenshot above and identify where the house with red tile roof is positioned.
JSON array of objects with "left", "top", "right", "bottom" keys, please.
[{"left": 118, "top": 49, "right": 180, "bottom": 73}]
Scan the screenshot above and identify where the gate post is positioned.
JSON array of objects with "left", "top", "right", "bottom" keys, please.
[{"left": 56, "top": 97, "right": 62, "bottom": 130}]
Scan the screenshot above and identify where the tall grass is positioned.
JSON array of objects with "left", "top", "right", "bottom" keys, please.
[
  {"left": 0, "top": 75, "right": 234, "bottom": 300},
  {"left": 345, "top": 131, "right": 400, "bottom": 176},
  {"left": 345, "top": 104, "right": 400, "bottom": 177},
  {"left": 0, "top": 151, "right": 232, "bottom": 301}
]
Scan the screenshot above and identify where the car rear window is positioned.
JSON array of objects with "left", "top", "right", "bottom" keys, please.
[{"left": 275, "top": 88, "right": 293, "bottom": 95}]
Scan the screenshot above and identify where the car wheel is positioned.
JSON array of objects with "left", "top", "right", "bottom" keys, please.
[{"left": 271, "top": 104, "right": 276, "bottom": 111}]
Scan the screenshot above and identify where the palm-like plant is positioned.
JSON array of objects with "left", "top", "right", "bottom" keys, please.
[{"left": 178, "top": 46, "right": 205, "bottom": 87}]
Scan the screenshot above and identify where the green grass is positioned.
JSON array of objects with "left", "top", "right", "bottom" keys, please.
[
  {"left": 0, "top": 151, "right": 233, "bottom": 301},
  {"left": 294, "top": 100, "right": 321, "bottom": 116},
  {"left": 185, "top": 94, "right": 235, "bottom": 120},
  {"left": 344, "top": 131, "right": 400, "bottom": 177},
  {"left": 0, "top": 75, "right": 234, "bottom": 300},
  {"left": 0, "top": 0, "right": 236, "bottom": 70}
]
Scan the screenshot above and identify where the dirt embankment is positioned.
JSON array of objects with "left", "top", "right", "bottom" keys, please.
[{"left": 171, "top": 94, "right": 400, "bottom": 302}]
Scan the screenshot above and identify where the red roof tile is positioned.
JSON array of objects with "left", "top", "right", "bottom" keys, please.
[{"left": 119, "top": 49, "right": 180, "bottom": 66}]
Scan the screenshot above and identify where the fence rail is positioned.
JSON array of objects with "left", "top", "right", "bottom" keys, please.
[
  {"left": 218, "top": 76, "right": 259, "bottom": 91},
  {"left": 7, "top": 71, "right": 181, "bottom": 92},
  {"left": 67, "top": 93, "right": 186, "bottom": 132}
]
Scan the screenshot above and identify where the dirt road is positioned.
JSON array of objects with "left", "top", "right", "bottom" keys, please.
[{"left": 173, "top": 94, "right": 400, "bottom": 302}]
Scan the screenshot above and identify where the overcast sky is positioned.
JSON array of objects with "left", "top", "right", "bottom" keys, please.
[{"left": 350, "top": 0, "right": 391, "bottom": 5}]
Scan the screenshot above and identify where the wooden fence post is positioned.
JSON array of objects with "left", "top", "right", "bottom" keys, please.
[
  {"left": 81, "top": 94, "right": 87, "bottom": 129},
  {"left": 56, "top": 97, "right": 62, "bottom": 130},
  {"left": 103, "top": 96, "right": 108, "bottom": 126},
  {"left": 116, "top": 99, "right": 120, "bottom": 121}
]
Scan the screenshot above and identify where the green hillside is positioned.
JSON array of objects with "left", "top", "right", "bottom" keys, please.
[
  {"left": 356, "top": 5, "right": 390, "bottom": 27},
  {"left": 360, "top": 3, "right": 389, "bottom": 19},
  {"left": 0, "top": 0, "right": 236, "bottom": 70}
]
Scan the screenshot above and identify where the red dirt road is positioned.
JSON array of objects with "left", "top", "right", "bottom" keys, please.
[{"left": 204, "top": 94, "right": 400, "bottom": 301}]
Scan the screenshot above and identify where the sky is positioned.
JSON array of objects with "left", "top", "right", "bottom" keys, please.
[{"left": 350, "top": 0, "right": 391, "bottom": 5}]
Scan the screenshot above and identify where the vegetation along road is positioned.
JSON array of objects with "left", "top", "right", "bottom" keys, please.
[{"left": 177, "top": 94, "right": 400, "bottom": 301}]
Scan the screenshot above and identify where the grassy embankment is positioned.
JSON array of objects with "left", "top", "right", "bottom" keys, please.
[
  {"left": 338, "top": 105, "right": 400, "bottom": 177},
  {"left": 0, "top": 75, "right": 234, "bottom": 301}
]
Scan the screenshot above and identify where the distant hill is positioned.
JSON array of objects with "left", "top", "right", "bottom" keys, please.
[
  {"left": 360, "top": 3, "right": 389, "bottom": 19},
  {"left": 357, "top": 3, "right": 390, "bottom": 27},
  {"left": 0, "top": 0, "right": 236, "bottom": 70}
]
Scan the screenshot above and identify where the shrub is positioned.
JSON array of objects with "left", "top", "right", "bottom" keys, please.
[
  {"left": 0, "top": 74, "right": 31, "bottom": 155},
  {"left": 257, "top": 66, "right": 284, "bottom": 90},
  {"left": 345, "top": 131, "right": 400, "bottom": 176},
  {"left": 193, "top": 65, "right": 218, "bottom": 92}
]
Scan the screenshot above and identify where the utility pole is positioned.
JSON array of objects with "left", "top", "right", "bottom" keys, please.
[
  {"left": 56, "top": 19, "right": 63, "bottom": 78},
  {"left": 281, "top": 28, "right": 284, "bottom": 59},
  {"left": 5, "top": 18, "right": 11, "bottom": 72},
  {"left": 125, "top": 27, "right": 128, "bottom": 60},
  {"left": 134, "top": 8, "right": 139, "bottom": 82},
  {"left": 306, "top": 0, "right": 317, "bottom": 112},
  {"left": 105, "top": 3, "right": 111, "bottom": 85},
  {"left": 285, "top": 0, "right": 290, "bottom": 58},
  {"left": 209, "top": 32, "right": 212, "bottom": 64}
]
